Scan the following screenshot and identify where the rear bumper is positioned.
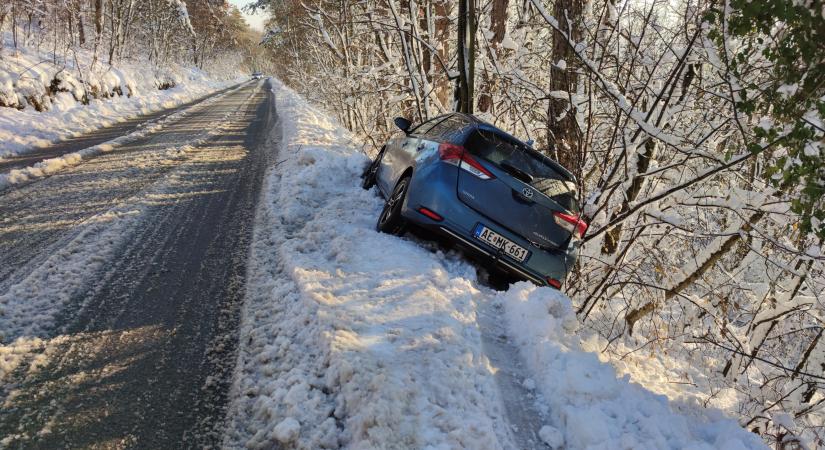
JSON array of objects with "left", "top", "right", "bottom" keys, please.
[{"left": 401, "top": 163, "right": 574, "bottom": 287}]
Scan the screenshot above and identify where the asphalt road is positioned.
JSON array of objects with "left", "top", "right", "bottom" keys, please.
[{"left": 0, "top": 80, "right": 277, "bottom": 448}]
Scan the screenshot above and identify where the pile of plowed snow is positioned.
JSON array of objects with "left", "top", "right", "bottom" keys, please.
[
  {"left": 0, "top": 34, "right": 240, "bottom": 158},
  {"left": 223, "top": 78, "right": 767, "bottom": 450}
]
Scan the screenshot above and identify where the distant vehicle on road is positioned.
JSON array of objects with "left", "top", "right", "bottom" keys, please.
[
  {"left": 251, "top": 72, "right": 263, "bottom": 80},
  {"left": 362, "top": 113, "right": 586, "bottom": 289}
]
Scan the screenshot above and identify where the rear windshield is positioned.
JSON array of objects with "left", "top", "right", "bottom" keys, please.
[{"left": 465, "top": 130, "right": 579, "bottom": 212}]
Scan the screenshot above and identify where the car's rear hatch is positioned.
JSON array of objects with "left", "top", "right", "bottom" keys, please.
[{"left": 456, "top": 129, "right": 579, "bottom": 250}]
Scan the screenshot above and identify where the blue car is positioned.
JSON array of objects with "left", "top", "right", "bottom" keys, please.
[{"left": 361, "top": 113, "right": 586, "bottom": 289}]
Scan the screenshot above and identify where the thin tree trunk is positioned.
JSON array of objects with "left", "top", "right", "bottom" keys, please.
[
  {"left": 456, "top": 0, "right": 476, "bottom": 113},
  {"left": 433, "top": 0, "right": 451, "bottom": 108},
  {"left": 478, "top": 0, "right": 508, "bottom": 113},
  {"left": 92, "top": 0, "right": 104, "bottom": 67},
  {"left": 547, "top": 0, "right": 583, "bottom": 171}
]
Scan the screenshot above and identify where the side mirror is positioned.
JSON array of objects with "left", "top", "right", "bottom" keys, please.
[{"left": 394, "top": 117, "right": 412, "bottom": 134}]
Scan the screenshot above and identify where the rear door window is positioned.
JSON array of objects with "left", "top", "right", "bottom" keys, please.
[
  {"left": 425, "top": 115, "right": 470, "bottom": 142},
  {"left": 410, "top": 115, "right": 448, "bottom": 136},
  {"left": 465, "top": 130, "right": 579, "bottom": 212}
]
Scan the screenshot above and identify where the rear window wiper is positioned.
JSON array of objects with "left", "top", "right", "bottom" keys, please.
[{"left": 500, "top": 160, "right": 534, "bottom": 183}]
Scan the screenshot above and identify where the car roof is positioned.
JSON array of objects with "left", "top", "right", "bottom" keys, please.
[{"left": 448, "top": 113, "right": 576, "bottom": 182}]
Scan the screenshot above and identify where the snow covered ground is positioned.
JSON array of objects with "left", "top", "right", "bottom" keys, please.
[
  {"left": 224, "top": 79, "right": 767, "bottom": 449},
  {"left": 0, "top": 34, "right": 242, "bottom": 159}
]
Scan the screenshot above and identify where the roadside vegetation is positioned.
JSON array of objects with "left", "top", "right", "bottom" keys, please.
[{"left": 0, "top": 0, "right": 271, "bottom": 112}]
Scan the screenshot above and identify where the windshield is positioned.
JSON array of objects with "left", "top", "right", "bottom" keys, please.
[{"left": 465, "top": 130, "right": 579, "bottom": 213}]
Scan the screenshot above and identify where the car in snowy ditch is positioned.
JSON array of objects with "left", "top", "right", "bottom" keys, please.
[{"left": 361, "top": 113, "right": 586, "bottom": 289}]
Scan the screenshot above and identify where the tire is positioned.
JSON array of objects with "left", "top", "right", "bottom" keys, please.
[
  {"left": 377, "top": 176, "right": 410, "bottom": 235},
  {"left": 361, "top": 146, "right": 386, "bottom": 190}
]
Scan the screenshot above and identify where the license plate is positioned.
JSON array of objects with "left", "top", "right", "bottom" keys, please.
[{"left": 473, "top": 224, "right": 529, "bottom": 262}]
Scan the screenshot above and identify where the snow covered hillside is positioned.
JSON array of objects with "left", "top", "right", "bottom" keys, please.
[
  {"left": 0, "top": 35, "right": 241, "bottom": 158},
  {"left": 223, "top": 79, "right": 767, "bottom": 450}
]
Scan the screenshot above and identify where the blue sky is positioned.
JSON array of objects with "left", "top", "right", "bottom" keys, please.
[{"left": 227, "top": 0, "right": 267, "bottom": 31}]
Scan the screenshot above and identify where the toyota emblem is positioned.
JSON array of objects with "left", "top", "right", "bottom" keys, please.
[{"left": 522, "top": 187, "right": 534, "bottom": 198}]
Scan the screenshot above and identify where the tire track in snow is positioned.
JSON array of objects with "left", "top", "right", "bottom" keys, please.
[
  {"left": 415, "top": 240, "right": 552, "bottom": 449},
  {"left": 477, "top": 297, "right": 551, "bottom": 449}
]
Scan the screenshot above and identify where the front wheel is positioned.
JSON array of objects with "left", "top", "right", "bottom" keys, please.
[
  {"left": 377, "top": 176, "right": 410, "bottom": 235},
  {"left": 361, "top": 146, "right": 386, "bottom": 190}
]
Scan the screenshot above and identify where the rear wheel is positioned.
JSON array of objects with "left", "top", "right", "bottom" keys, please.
[
  {"left": 361, "top": 146, "right": 386, "bottom": 190},
  {"left": 377, "top": 176, "right": 410, "bottom": 235}
]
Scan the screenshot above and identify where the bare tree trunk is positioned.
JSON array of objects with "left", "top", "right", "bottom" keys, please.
[
  {"left": 92, "top": 0, "right": 103, "bottom": 67},
  {"left": 433, "top": 0, "right": 451, "bottom": 108},
  {"left": 12, "top": 2, "right": 19, "bottom": 52},
  {"left": 456, "top": 0, "right": 476, "bottom": 113},
  {"left": 546, "top": 0, "right": 583, "bottom": 172},
  {"left": 76, "top": 7, "right": 86, "bottom": 46},
  {"left": 601, "top": 63, "right": 696, "bottom": 255},
  {"left": 477, "top": 0, "right": 508, "bottom": 113}
]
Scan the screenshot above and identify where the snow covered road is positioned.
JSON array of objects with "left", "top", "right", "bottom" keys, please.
[{"left": 0, "top": 80, "right": 276, "bottom": 447}]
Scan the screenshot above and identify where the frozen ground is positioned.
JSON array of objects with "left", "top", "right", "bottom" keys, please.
[
  {"left": 224, "top": 79, "right": 767, "bottom": 449},
  {"left": 0, "top": 34, "right": 241, "bottom": 159}
]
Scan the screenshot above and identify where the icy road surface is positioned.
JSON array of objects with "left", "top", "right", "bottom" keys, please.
[{"left": 0, "top": 80, "right": 276, "bottom": 447}]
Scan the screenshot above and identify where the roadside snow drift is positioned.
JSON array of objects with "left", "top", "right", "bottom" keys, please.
[{"left": 224, "top": 79, "right": 766, "bottom": 449}]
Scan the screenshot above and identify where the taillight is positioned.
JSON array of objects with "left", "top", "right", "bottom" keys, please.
[
  {"left": 546, "top": 278, "right": 562, "bottom": 289},
  {"left": 554, "top": 212, "right": 588, "bottom": 240},
  {"left": 438, "top": 143, "right": 495, "bottom": 180}
]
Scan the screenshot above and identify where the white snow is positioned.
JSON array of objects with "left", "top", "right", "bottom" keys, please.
[
  {"left": 501, "top": 284, "right": 766, "bottom": 449},
  {"left": 272, "top": 417, "right": 301, "bottom": 443},
  {"left": 555, "top": 59, "right": 567, "bottom": 70},
  {"left": 539, "top": 425, "right": 564, "bottom": 448},
  {"left": 225, "top": 79, "right": 767, "bottom": 449}
]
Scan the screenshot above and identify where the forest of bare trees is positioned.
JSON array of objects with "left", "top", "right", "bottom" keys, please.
[
  {"left": 0, "top": 0, "right": 267, "bottom": 110},
  {"left": 252, "top": 0, "right": 825, "bottom": 446}
]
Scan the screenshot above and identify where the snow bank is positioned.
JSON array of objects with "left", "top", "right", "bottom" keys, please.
[
  {"left": 0, "top": 35, "right": 242, "bottom": 158},
  {"left": 500, "top": 284, "right": 766, "bottom": 449},
  {"left": 225, "top": 79, "right": 766, "bottom": 449}
]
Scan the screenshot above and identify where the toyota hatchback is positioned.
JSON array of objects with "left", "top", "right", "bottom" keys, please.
[{"left": 362, "top": 113, "right": 586, "bottom": 289}]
